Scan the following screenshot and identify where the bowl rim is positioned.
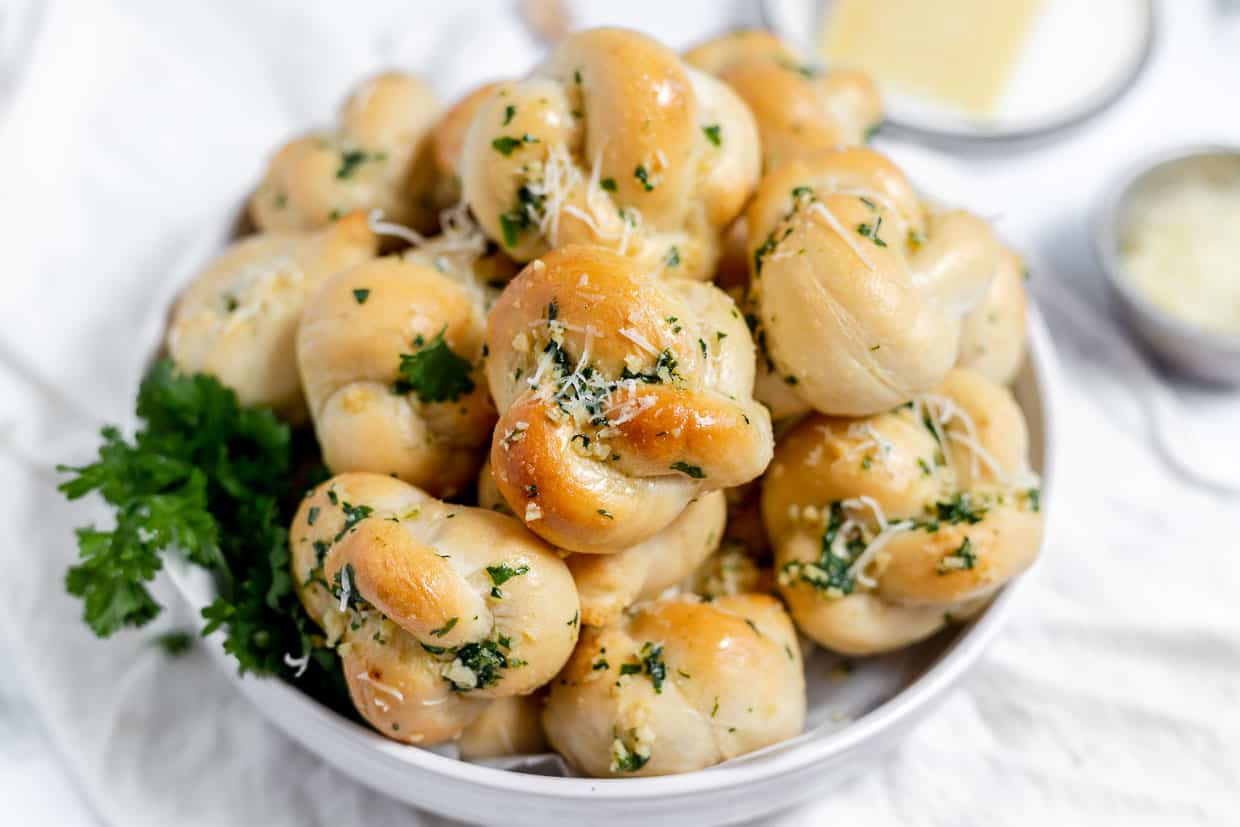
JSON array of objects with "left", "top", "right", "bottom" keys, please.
[
  {"left": 150, "top": 205, "right": 1061, "bottom": 803},
  {"left": 1093, "top": 143, "right": 1240, "bottom": 354}
]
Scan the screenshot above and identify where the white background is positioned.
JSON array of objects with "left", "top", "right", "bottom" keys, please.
[{"left": 1, "top": 1, "right": 1238, "bottom": 825}]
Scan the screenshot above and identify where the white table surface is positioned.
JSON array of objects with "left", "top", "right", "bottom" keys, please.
[{"left": 1, "top": 1, "right": 1237, "bottom": 825}]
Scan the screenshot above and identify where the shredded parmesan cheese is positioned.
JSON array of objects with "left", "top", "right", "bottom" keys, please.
[
  {"left": 808, "top": 201, "right": 876, "bottom": 271},
  {"left": 355, "top": 671, "right": 406, "bottom": 703},
  {"left": 368, "top": 209, "right": 427, "bottom": 246},
  {"left": 283, "top": 651, "right": 309, "bottom": 678}
]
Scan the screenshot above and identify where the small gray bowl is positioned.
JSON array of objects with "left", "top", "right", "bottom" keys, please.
[{"left": 1094, "top": 146, "right": 1240, "bottom": 386}]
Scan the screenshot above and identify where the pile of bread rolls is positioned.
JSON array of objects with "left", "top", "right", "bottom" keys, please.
[{"left": 166, "top": 27, "right": 1041, "bottom": 778}]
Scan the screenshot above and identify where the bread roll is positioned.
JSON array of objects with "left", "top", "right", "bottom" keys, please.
[
  {"left": 290, "top": 473, "right": 580, "bottom": 744},
  {"left": 167, "top": 213, "right": 377, "bottom": 420},
  {"left": 543, "top": 593, "right": 805, "bottom": 776},
  {"left": 461, "top": 27, "right": 760, "bottom": 281},
  {"left": 485, "top": 245, "right": 773, "bottom": 553},
  {"left": 747, "top": 148, "right": 1003, "bottom": 415},
  {"left": 250, "top": 72, "right": 442, "bottom": 234},
  {"left": 762, "top": 368, "right": 1043, "bottom": 655}
]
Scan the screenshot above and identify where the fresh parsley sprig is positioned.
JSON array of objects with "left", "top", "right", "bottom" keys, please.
[{"left": 57, "top": 360, "right": 350, "bottom": 712}]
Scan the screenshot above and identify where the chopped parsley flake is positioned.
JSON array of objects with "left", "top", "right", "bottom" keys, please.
[
  {"left": 491, "top": 136, "right": 524, "bottom": 156},
  {"left": 334, "top": 502, "right": 373, "bottom": 542},
  {"left": 665, "top": 246, "right": 680, "bottom": 267},
  {"left": 610, "top": 736, "right": 649, "bottom": 773},
  {"left": 702, "top": 123, "right": 722, "bottom": 146},
  {"left": 634, "top": 164, "right": 654, "bottom": 191},
  {"left": 640, "top": 642, "right": 667, "bottom": 693},
  {"left": 393, "top": 329, "right": 475, "bottom": 403},
  {"left": 498, "top": 184, "right": 543, "bottom": 247},
  {"left": 486, "top": 563, "right": 530, "bottom": 598},
  {"left": 503, "top": 104, "right": 516, "bottom": 125},
  {"left": 600, "top": 177, "right": 617, "bottom": 192},
  {"left": 336, "top": 149, "right": 385, "bottom": 179},
  {"left": 430, "top": 617, "right": 459, "bottom": 638},
  {"left": 670, "top": 461, "right": 705, "bottom": 479},
  {"left": 447, "top": 639, "right": 509, "bottom": 690},
  {"left": 779, "top": 502, "right": 863, "bottom": 597},
  {"left": 857, "top": 217, "right": 888, "bottom": 247},
  {"left": 937, "top": 537, "right": 977, "bottom": 574},
  {"left": 753, "top": 226, "right": 793, "bottom": 275},
  {"left": 930, "top": 493, "right": 987, "bottom": 527},
  {"left": 352, "top": 288, "right": 370, "bottom": 304}
]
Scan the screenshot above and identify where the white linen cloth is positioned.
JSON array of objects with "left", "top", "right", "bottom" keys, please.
[{"left": 1, "top": 1, "right": 1237, "bottom": 825}]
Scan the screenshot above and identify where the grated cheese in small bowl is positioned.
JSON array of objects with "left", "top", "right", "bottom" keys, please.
[
  {"left": 1119, "top": 168, "right": 1240, "bottom": 337},
  {"left": 1097, "top": 147, "right": 1240, "bottom": 386}
]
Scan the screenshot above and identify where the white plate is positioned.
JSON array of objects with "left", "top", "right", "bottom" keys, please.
[
  {"left": 762, "top": 0, "right": 1154, "bottom": 146},
  {"left": 149, "top": 205, "right": 1061, "bottom": 827}
]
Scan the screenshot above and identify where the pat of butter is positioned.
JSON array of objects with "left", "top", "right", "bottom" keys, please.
[
  {"left": 818, "top": 0, "right": 1044, "bottom": 116},
  {"left": 1120, "top": 175, "right": 1240, "bottom": 336}
]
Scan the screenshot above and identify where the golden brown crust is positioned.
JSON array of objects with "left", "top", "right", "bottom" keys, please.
[
  {"left": 167, "top": 213, "right": 377, "bottom": 421},
  {"left": 685, "top": 29, "right": 883, "bottom": 169},
  {"left": 297, "top": 256, "right": 494, "bottom": 497},
  {"left": 762, "top": 368, "right": 1042, "bottom": 655},
  {"left": 478, "top": 462, "right": 726, "bottom": 627},
  {"left": 746, "top": 148, "right": 1003, "bottom": 415},
  {"left": 250, "top": 72, "right": 442, "bottom": 234},
  {"left": 460, "top": 28, "right": 760, "bottom": 281},
  {"left": 289, "top": 473, "right": 580, "bottom": 744},
  {"left": 542, "top": 594, "right": 804, "bottom": 777},
  {"left": 567, "top": 491, "right": 725, "bottom": 626},
  {"left": 485, "top": 246, "right": 773, "bottom": 553}
]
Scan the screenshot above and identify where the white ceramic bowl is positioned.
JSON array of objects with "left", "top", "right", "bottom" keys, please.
[
  {"left": 146, "top": 210, "right": 1060, "bottom": 827},
  {"left": 1093, "top": 145, "right": 1240, "bottom": 386}
]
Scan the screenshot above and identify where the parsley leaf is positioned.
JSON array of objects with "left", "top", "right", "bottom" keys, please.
[
  {"left": 486, "top": 562, "right": 530, "bottom": 598},
  {"left": 393, "top": 329, "right": 476, "bottom": 402},
  {"left": 492, "top": 136, "right": 523, "bottom": 156},
  {"left": 670, "top": 461, "right": 705, "bottom": 479}
]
